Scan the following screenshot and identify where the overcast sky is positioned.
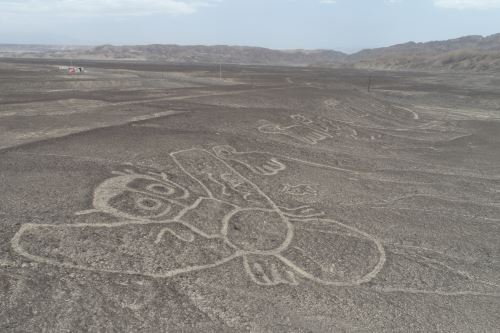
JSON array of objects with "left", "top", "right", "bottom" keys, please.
[{"left": 0, "top": 0, "right": 499, "bottom": 53}]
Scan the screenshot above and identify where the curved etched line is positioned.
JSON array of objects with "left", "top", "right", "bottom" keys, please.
[
  {"left": 393, "top": 106, "right": 420, "bottom": 120},
  {"left": 169, "top": 149, "right": 295, "bottom": 252},
  {"left": 170, "top": 149, "right": 214, "bottom": 198},
  {"left": 243, "top": 256, "right": 272, "bottom": 286},
  {"left": 173, "top": 197, "right": 205, "bottom": 221},
  {"left": 212, "top": 146, "right": 287, "bottom": 176},
  {"left": 213, "top": 145, "right": 359, "bottom": 175},
  {"left": 371, "top": 287, "right": 500, "bottom": 298},
  {"left": 242, "top": 255, "right": 298, "bottom": 286},
  {"left": 388, "top": 243, "right": 500, "bottom": 292},
  {"left": 274, "top": 154, "right": 358, "bottom": 175},
  {"left": 206, "top": 173, "right": 231, "bottom": 196},
  {"left": 11, "top": 222, "right": 241, "bottom": 279},
  {"left": 220, "top": 207, "right": 294, "bottom": 254},
  {"left": 370, "top": 206, "right": 500, "bottom": 223},
  {"left": 155, "top": 227, "right": 195, "bottom": 244},
  {"left": 154, "top": 172, "right": 191, "bottom": 200},
  {"left": 277, "top": 218, "right": 386, "bottom": 286}
]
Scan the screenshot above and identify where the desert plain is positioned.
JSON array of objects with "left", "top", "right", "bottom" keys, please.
[{"left": 0, "top": 58, "right": 500, "bottom": 332}]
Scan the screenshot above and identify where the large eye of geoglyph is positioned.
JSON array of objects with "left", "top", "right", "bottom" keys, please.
[
  {"left": 146, "top": 183, "right": 176, "bottom": 196},
  {"left": 106, "top": 190, "right": 174, "bottom": 219},
  {"left": 136, "top": 197, "right": 165, "bottom": 211},
  {"left": 126, "top": 177, "right": 188, "bottom": 200}
]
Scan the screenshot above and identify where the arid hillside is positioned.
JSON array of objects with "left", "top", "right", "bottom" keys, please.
[
  {"left": 348, "top": 34, "right": 500, "bottom": 72},
  {"left": 0, "top": 44, "right": 347, "bottom": 66},
  {"left": 1, "top": 33, "right": 500, "bottom": 71}
]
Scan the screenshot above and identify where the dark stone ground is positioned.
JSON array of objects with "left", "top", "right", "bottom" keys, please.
[{"left": 1, "top": 59, "right": 499, "bottom": 332}]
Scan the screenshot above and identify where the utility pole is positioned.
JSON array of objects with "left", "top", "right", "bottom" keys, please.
[
  {"left": 368, "top": 74, "right": 373, "bottom": 92},
  {"left": 219, "top": 63, "right": 222, "bottom": 81}
]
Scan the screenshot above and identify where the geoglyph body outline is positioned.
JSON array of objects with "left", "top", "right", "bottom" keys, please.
[
  {"left": 11, "top": 147, "right": 387, "bottom": 287},
  {"left": 11, "top": 146, "right": 500, "bottom": 295}
]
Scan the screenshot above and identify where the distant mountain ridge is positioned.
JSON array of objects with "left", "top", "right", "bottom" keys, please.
[
  {"left": 1, "top": 33, "right": 499, "bottom": 71},
  {"left": 348, "top": 33, "right": 500, "bottom": 72},
  {"left": 351, "top": 34, "right": 500, "bottom": 60},
  {"left": 0, "top": 44, "right": 347, "bottom": 66}
]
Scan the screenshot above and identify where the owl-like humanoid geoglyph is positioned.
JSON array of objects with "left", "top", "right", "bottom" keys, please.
[
  {"left": 12, "top": 148, "right": 500, "bottom": 295},
  {"left": 11, "top": 148, "right": 385, "bottom": 286}
]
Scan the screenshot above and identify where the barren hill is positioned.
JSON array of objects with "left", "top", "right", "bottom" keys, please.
[
  {"left": 0, "top": 44, "right": 346, "bottom": 67},
  {"left": 1, "top": 33, "right": 500, "bottom": 71},
  {"left": 347, "top": 34, "right": 500, "bottom": 72}
]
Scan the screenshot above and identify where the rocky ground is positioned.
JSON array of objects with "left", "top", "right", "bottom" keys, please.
[{"left": 1, "top": 59, "right": 499, "bottom": 332}]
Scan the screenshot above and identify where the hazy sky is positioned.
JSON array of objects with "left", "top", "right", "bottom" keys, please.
[{"left": 1, "top": 0, "right": 499, "bottom": 53}]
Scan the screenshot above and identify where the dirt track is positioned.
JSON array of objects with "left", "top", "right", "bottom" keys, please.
[{"left": 1, "top": 59, "right": 499, "bottom": 332}]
